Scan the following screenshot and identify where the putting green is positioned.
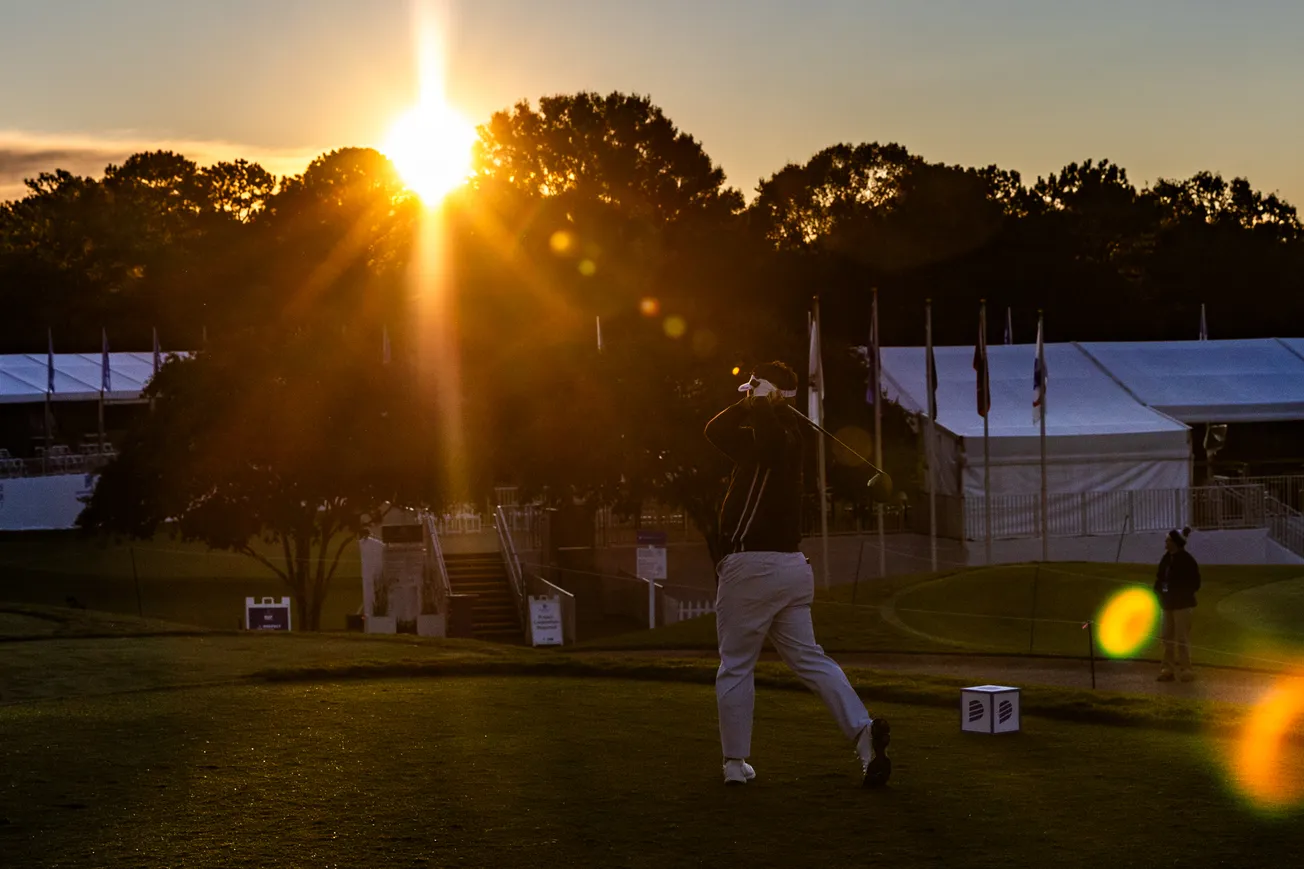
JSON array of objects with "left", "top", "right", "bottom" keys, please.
[
  {"left": 1218, "top": 578, "right": 1304, "bottom": 639},
  {"left": 0, "top": 611, "right": 58, "bottom": 637}
]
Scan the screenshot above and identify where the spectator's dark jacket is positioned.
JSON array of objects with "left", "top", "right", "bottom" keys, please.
[{"left": 1154, "top": 549, "right": 1201, "bottom": 610}]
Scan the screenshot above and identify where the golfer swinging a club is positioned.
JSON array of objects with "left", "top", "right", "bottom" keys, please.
[{"left": 705, "top": 360, "right": 891, "bottom": 787}]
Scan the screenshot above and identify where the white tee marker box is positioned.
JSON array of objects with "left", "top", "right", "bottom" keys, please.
[{"left": 961, "top": 685, "right": 1020, "bottom": 734}]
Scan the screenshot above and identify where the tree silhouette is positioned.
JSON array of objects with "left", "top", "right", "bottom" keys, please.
[{"left": 78, "top": 325, "right": 441, "bottom": 631}]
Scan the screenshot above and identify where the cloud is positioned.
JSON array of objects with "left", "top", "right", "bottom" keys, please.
[{"left": 0, "top": 130, "right": 330, "bottom": 204}]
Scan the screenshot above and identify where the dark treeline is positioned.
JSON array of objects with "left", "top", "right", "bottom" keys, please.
[{"left": 2, "top": 92, "right": 1301, "bottom": 356}]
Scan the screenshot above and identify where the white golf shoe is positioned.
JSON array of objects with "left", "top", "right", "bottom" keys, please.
[
  {"left": 723, "top": 759, "right": 757, "bottom": 785},
  {"left": 856, "top": 718, "right": 892, "bottom": 788}
]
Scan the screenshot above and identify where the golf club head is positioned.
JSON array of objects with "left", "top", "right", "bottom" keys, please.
[{"left": 867, "top": 472, "right": 894, "bottom": 503}]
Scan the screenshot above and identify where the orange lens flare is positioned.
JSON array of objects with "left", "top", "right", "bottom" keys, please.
[
  {"left": 1233, "top": 676, "right": 1304, "bottom": 810},
  {"left": 1095, "top": 587, "right": 1159, "bottom": 658},
  {"left": 550, "top": 230, "right": 574, "bottom": 254}
]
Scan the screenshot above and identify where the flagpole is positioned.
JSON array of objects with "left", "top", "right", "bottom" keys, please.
[
  {"left": 872, "top": 288, "right": 885, "bottom": 580},
  {"left": 44, "top": 328, "right": 54, "bottom": 474},
  {"left": 811, "top": 297, "right": 831, "bottom": 589},
  {"left": 926, "top": 299, "right": 937, "bottom": 573},
  {"left": 1038, "top": 310, "right": 1048, "bottom": 562},
  {"left": 99, "top": 328, "right": 108, "bottom": 455},
  {"left": 151, "top": 327, "right": 160, "bottom": 415},
  {"left": 981, "top": 301, "right": 992, "bottom": 567},
  {"left": 1005, "top": 307, "right": 1013, "bottom": 345}
]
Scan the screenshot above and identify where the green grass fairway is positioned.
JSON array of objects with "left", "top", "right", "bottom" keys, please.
[
  {"left": 0, "top": 533, "right": 363, "bottom": 631},
  {"left": 581, "top": 563, "right": 1304, "bottom": 672},
  {"left": 890, "top": 563, "right": 1304, "bottom": 668},
  {"left": 3, "top": 672, "right": 1302, "bottom": 868}
]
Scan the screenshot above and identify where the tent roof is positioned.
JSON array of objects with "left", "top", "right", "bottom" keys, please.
[
  {"left": 1076, "top": 339, "right": 1304, "bottom": 423},
  {"left": 0, "top": 352, "right": 186, "bottom": 404},
  {"left": 879, "top": 343, "right": 1190, "bottom": 439}
]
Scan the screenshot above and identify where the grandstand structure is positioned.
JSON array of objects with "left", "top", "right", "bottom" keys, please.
[{"left": 0, "top": 351, "right": 173, "bottom": 529}]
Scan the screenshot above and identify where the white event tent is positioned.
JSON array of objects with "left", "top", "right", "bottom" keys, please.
[
  {"left": 879, "top": 342, "right": 1193, "bottom": 498},
  {"left": 0, "top": 353, "right": 176, "bottom": 404},
  {"left": 1076, "top": 339, "right": 1304, "bottom": 424}
]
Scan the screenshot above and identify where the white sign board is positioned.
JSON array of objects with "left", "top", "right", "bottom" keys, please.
[
  {"left": 529, "top": 596, "right": 564, "bottom": 646},
  {"left": 245, "top": 596, "right": 292, "bottom": 631},
  {"left": 636, "top": 546, "right": 667, "bottom": 581}
]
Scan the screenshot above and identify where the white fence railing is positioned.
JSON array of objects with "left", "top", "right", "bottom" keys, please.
[
  {"left": 421, "top": 511, "right": 452, "bottom": 618},
  {"left": 1213, "top": 475, "right": 1304, "bottom": 512},
  {"left": 493, "top": 505, "right": 530, "bottom": 637},
  {"left": 435, "top": 507, "right": 483, "bottom": 535},
  {"left": 1264, "top": 493, "right": 1304, "bottom": 559},
  {"left": 962, "top": 485, "right": 1270, "bottom": 541},
  {"left": 0, "top": 449, "right": 115, "bottom": 478},
  {"left": 667, "top": 594, "right": 719, "bottom": 623}
]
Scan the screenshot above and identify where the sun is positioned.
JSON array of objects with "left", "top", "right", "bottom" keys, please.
[{"left": 381, "top": 100, "right": 477, "bottom": 203}]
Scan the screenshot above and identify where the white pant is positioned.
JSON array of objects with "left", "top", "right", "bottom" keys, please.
[{"left": 715, "top": 551, "right": 871, "bottom": 759}]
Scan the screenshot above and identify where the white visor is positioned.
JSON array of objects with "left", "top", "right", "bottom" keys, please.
[{"left": 738, "top": 374, "right": 797, "bottom": 398}]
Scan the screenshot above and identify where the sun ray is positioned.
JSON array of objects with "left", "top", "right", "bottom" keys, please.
[{"left": 381, "top": 2, "right": 476, "bottom": 205}]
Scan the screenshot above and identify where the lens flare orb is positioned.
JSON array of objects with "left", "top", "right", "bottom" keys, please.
[
  {"left": 550, "top": 230, "right": 574, "bottom": 254},
  {"left": 1094, "top": 587, "right": 1160, "bottom": 658},
  {"left": 1233, "top": 675, "right": 1304, "bottom": 811},
  {"left": 663, "top": 316, "right": 686, "bottom": 338}
]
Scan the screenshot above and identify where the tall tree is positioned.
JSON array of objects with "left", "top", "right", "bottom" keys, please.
[
  {"left": 78, "top": 325, "right": 442, "bottom": 630},
  {"left": 202, "top": 159, "right": 277, "bottom": 223},
  {"left": 473, "top": 91, "right": 744, "bottom": 225}
]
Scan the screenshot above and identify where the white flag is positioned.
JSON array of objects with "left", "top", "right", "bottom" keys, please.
[
  {"left": 808, "top": 311, "right": 823, "bottom": 425},
  {"left": 1033, "top": 316, "right": 1047, "bottom": 424}
]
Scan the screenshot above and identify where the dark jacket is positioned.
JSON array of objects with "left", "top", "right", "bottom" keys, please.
[
  {"left": 704, "top": 396, "right": 804, "bottom": 559},
  {"left": 1154, "top": 549, "right": 1201, "bottom": 611}
]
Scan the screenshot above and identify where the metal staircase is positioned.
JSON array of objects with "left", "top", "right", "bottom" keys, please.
[{"left": 443, "top": 552, "right": 525, "bottom": 643}]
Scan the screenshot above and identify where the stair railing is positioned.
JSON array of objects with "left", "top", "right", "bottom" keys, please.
[
  {"left": 494, "top": 504, "right": 530, "bottom": 639},
  {"left": 422, "top": 510, "right": 453, "bottom": 619},
  {"left": 1265, "top": 491, "right": 1304, "bottom": 560}
]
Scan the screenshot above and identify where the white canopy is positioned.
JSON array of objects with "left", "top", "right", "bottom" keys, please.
[
  {"left": 0, "top": 353, "right": 184, "bottom": 404},
  {"left": 879, "top": 342, "right": 1192, "bottom": 497},
  {"left": 1077, "top": 339, "right": 1304, "bottom": 424}
]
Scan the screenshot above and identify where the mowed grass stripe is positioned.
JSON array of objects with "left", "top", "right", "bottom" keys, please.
[
  {"left": 1, "top": 677, "right": 1300, "bottom": 868},
  {"left": 0, "top": 624, "right": 1298, "bottom": 741}
]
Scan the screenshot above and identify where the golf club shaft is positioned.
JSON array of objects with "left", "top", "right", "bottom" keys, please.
[{"left": 785, "top": 405, "right": 888, "bottom": 484}]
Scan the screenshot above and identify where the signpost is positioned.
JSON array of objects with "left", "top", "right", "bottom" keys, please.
[
  {"left": 245, "top": 596, "right": 292, "bottom": 631},
  {"left": 529, "top": 596, "right": 564, "bottom": 646},
  {"left": 636, "top": 530, "right": 667, "bottom": 629}
]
